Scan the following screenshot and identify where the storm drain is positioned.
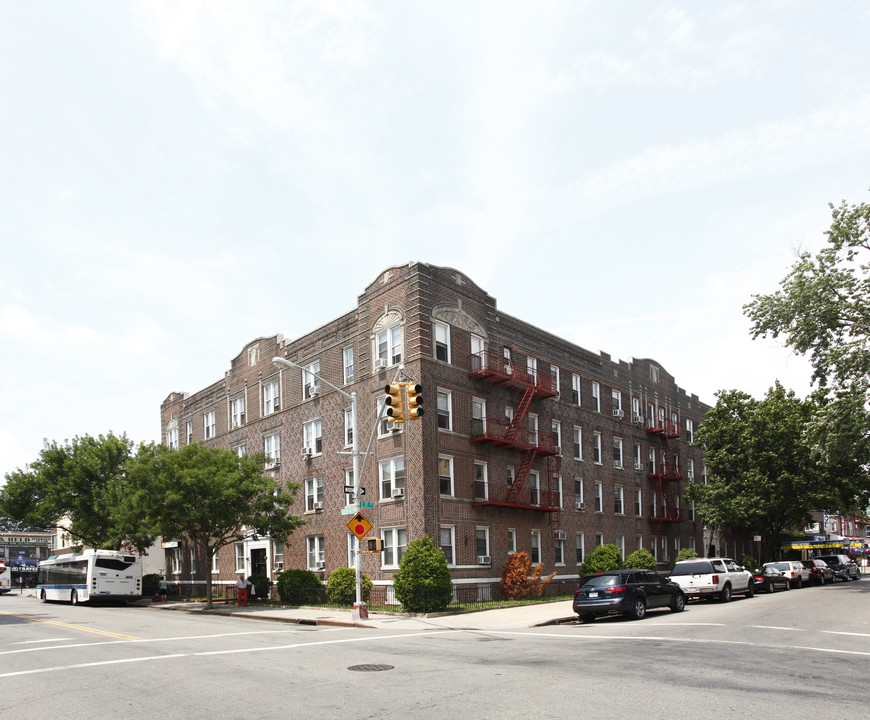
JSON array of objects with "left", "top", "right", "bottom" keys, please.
[{"left": 347, "top": 664, "right": 395, "bottom": 672}]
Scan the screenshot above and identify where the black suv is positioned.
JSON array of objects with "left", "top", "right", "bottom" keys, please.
[
  {"left": 573, "top": 569, "right": 686, "bottom": 622},
  {"left": 816, "top": 554, "right": 860, "bottom": 581}
]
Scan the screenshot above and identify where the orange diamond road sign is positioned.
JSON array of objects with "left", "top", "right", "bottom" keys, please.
[{"left": 346, "top": 511, "right": 372, "bottom": 540}]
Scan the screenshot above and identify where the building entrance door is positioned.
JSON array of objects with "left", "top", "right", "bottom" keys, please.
[{"left": 251, "top": 548, "right": 267, "bottom": 578}]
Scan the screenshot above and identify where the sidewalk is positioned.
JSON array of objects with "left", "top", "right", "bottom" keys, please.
[{"left": 143, "top": 598, "right": 577, "bottom": 631}]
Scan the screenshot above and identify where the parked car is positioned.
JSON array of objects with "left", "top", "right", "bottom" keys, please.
[
  {"left": 574, "top": 569, "right": 686, "bottom": 622},
  {"left": 815, "top": 554, "right": 861, "bottom": 581},
  {"left": 668, "top": 557, "right": 755, "bottom": 601},
  {"left": 801, "top": 558, "right": 835, "bottom": 585},
  {"left": 763, "top": 561, "right": 811, "bottom": 588},
  {"left": 753, "top": 566, "right": 791, "bottom": 593}
]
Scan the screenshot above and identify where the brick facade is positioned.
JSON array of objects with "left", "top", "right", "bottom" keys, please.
[{"left": 160, "top": 262, "right": 715, "bottom": 593}]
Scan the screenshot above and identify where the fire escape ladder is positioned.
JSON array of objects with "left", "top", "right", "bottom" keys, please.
[
  {"left": 505, "top": 449, "right": 538, "bottom": 504},
  {"left": 548, "top": 455, "right": 562, "bottom": 527},
  {"left": 505, "top": 385, "right": 537, "bottom": 442}
]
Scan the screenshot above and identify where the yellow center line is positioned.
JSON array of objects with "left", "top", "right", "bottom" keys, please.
[{"left": 0, "top": 611, "right": 141, "bottom": 641}]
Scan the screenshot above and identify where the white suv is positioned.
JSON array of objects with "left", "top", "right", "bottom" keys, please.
[
  {"left": 669, "top": 557, "right": 755, "bottom": 602},
  {"left": 762, "top": 561, "right": 811, "bottom": 589}
]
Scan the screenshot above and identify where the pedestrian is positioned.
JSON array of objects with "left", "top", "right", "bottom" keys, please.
[
  {"left": 158, "top": 576, "right": 168, "bottom": 601},
  {"left": 235, "top": 575, "right": 253, "bottom": 606}
]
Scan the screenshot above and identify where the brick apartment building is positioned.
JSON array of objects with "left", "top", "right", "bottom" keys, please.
[{"left": 160, "top": 262, "right": 719, "bottom": 597}]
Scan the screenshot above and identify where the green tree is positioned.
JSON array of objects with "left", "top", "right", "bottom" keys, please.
[
  {"left": 0, "top": 433, "right": 153, "bottom": 552},
  {"left": 326, "top": 567, "right": 373, "bottom": 605},
  {"left": 624, "top": 548, "right": 658, "bottom": 570},
  {"left": 685, "top": 383, "right": 825, "bottom": 560},
  {"left": 392, "top": 535, "right": 453, "bottom": 613},
  {"left": 579, "top": 544, "right": 623, "bottom": 576},
  {"left": 745, "top": 194, "right": 870, "bottom": 393},
  {"left": 674, "top": 548, "right": 699, "bottom": 564},
  {"left": 130, "top": 442, "right": 303, "bottom": 608}
]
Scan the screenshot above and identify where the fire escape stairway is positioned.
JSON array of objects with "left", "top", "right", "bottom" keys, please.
[
  {"left": 647, "top": 421, "right": 683, "bottom": 530},
  {"left": 504, "top": 385, "right": 537, "bottom": 443},
  {"left": 504, "top": 448, "right": 538, "bottom": 504}
]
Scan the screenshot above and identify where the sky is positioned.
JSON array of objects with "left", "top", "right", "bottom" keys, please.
[{"left": 2, "top": 1, "right": 869, "bottom": 479}]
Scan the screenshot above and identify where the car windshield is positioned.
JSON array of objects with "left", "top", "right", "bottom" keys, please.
[
  {"left": 670, "top": 561, "right": 713, "bottom": 576},
  {"left": 581, "top": 574, "right": 621, "bottom": 588}
]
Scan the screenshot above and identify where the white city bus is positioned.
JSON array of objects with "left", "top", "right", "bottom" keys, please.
[
  {"left": 0, "top": 562, "right": 10, "bottom": 594},
  {"left": 37, "top": 549, "right": 142, "bottom": 604}
]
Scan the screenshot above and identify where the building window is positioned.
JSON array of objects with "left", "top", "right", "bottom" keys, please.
[
  {"left": 595, "top": 533, "right": 604, "bottom": 548},
  {"left": 506, "top": 466, "right": 515, "bottom": 486},
  {"left": 440, "top": 526, "right": 455, "bottom": 565},
  {"left": 612, "top": 389, "right": 622, "bottom": 416},
  {"left": 470, "top": 334, "right": 486, "bottom": 370},
  {"left": 307, "top": 536, "right": 325, "bottom": 570},
  {"left": 186, "top": 421, "right": 193, "bottom": 445},
  {"left": 552, "top": 365, "right": 560, "bottom": 397},
  {"left": 572, "top": 374, "right": 581, "bottom": 405},
  {"left": 434, "top": 321, "right": 451, "bottom": 363},
  {"left": 376, "top": 396, "right": 391, "bottom": 436},
  {"left": 437, "top": 390, "right": 452, "bottom": 430},
  {"left": 303, "top": 419, "right": 322, "bottom": 455},
  {"left": 170, "top": 548, "right": 181, "bottom": 575},
  {"left": 635, "top": 488, "right": 643, "bottom": 517},
  {"left": 528, "top": 413, "right": 539, "bottom": 447},
  {"left": 687, "top": 458, "right": 695, "bottom": 482},
  {"left": 203, "top": 411, "right": 216, "bottom": 440},
  {"left": 553, "top": 475, "right": 562, "bottom": 508},
  {"left": 616, "top": 535, "right": 625, "bottom": 560},
  {"left": 632, "top": 396, "right": 641, "bottom": 424},
  {"left": 591, "top": 381, "right": 600, "bottom": 412},
  {"left": 573, "top": 426, "right": 582, "bottom": 460},
  {"left": 686, "top": 418, "right": 694, "bottom": 443},
  {"left": 380, "top": 457, "right": 406, "bottom": 499},
  {"left": 305, "top": 476, "right": 324, "bottom": 512},
  {"left": 633, "top": 443, "right": 642, "bottom": 471},
  {"left": 376, "top": 325, "right": 403, "bottom": 367},
  {"left": 234, "top": 543, "right": 244, "bottom": 573},
  {"left": 636, "top": 536, "right": 643, "bottom": 552},
  {"left": 473, "top": 461, "right": 488, "bottom": 500},
  {"left": 382, "top": 527, "right": 407, "bottom": 568},
  {"left": 594, "top": 481, "right": 603, "bottom": 512},
  {"left": 574, "top": 479, "right": 584, "bottom": 508},
  {"left": 344, "top": 469, "right": 355, "bottom": 505},
  {"left": 552, "top": 420, "right": 561, "bottom": 455},
  {"left": 263, "top": 379, "right": 280, "bottom": 415},
  {"left": 303, "top": 361, "right": 321, "bottom": 399},
  {"left": 471, "top": 398, "right": 487, "bottom": 436},
  {"left": 264, "top": 433, "right": 280, "bottom": 467},
  {"left": 527, "top": 356, "right": 538, "bottom": 385},
  {"left": 211, "top": 549, "right": 219, "bottom": 574},
  {"left": 576, "top": 533, "right": 585, "bottom": 564},
  {"left": 614, "top": 486, "right": 624, "bottom": 515},
  {"left": 343, "top": 347, "right": 354, "bottom": 384},
  {"left": 166, "top": 427, "right": 178, "bottom": 450},
  {"left": 529, "top": 470, "right": 541, "bottom": 506},
  {"left": 230, "top": 396, "right": 245, "bottom": 428},
  {"left": 234, "top": 444, "right": 246, "bottom": 457},
  {"left": 613, "top": 437, "right": 623, "bottom": 469},
  {"left": 476, "top": 528, "right": 490, "bottom": 561},
  {"left": 530, "top": 530, "right": 541, "bottom": 564},
  {"left": 508, "top": 528, "right": 517, "bottom": 554},
  {"left": 344, "top": 408, "right": 354, "bottom": 447},
  {"left": 554, "top": 536, "right": 565, "bottom": 565},
  {"left": 593, "top": 432, "right": 602, "bottom": 464},
  {"left": 273, "top": 541, "right": 284, "bottom": 571},
  {"left": 649, "top": 447, "right": 657, "bottom": 474},
  {"left": 190, "top": 548, "right": 196, "bottom": 575},
  {"left": 438, "top": 456, "right": 454, "bottom": 496}
]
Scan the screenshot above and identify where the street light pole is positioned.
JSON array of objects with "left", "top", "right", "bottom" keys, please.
[{"left": 272, "top": 356, "right": 366, "bottom": 619}]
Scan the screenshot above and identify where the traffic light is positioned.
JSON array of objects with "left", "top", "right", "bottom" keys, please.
[
  {"left": 384, "top": 383, "right": 405, "bottom": 423},
  {"left": 365, "top": 537, "right": 383, "bottom": 553},
  {"left": 406, "top": 383, "right": 424, "bottom": 420}
]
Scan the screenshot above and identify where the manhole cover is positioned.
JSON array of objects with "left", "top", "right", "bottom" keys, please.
[{"left": 347, "top": 664, "right": 394, "bottom": 672}]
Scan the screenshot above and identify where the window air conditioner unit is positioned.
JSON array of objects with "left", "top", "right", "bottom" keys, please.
[
  {"left": 313, "top": 502, "right": 323, "bottom": 510},
  {"left": 633, "top": 414, "right": 643, "bottom": 425},
  {"left": 635, "top": 461, "right": 643, "bottom": 471},
  {"left": 554, "top": 530, "right": 567, "bottom": 540},
  {"left": 576, "top": 502, "right": 586, "bottom": 511},
  {"left": 274, "top": 561, "right": 283, "bottom": 571},
  {"left": 392, "top": 487, "right": 405, "bottom": 498},
  {"left": 273, "top": 400, "right": 280, "bottom": 411},
  {"left": 315, "top": 564, "right": 325, "bottom": 571},
  {"left": 374, "top": 358, "right": 387, "bottom": 369},
  {"left": 387, "top": 421, "right": 402, "bottom": 433},
  {"left": 309, "top": 386, "right": 320, "bottom": 398},
  {"left": 301, "top": 447, "right": 313, "bottom": 457},
  {"left": 613, "top": 409, "right": 624, "bottom": 419},
  {"left": 477, "top": 555, "right": 491, "bottom": 564}
]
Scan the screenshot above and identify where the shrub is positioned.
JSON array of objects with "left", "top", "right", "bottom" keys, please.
[
  {"left": 326, "top": 567, "right": 373, "bottom": 605},
  {"left": 624, "top": 549, "right": 658, "bottom": 570},
  {"left": 393, "top": 535, "right": 453, "bottom": 613},
  {"left": 500, "top": 551, "right": 557, "bottom": 600},
  {"left": 247, "top": 573, "right": 272, "bottom": 601},
  {"left": 740, "top": 555, "right": 759, "bottom": 573},
  {"left": 674, "top": 548, "right": 699, "bottom": 565},
  {"left": 142, "top": 573, "right": 161, "bottom": 597},
  {"left": 276, "top": 569, "right": 323, "bottom": 605},
  {"left": 579, "top": 544, "right": 623, "bottom": 576}
]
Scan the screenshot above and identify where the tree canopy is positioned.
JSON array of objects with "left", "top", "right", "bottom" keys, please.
[
  {"left": 130, "top": 442, "right": 303, "bottom": 607},
  {"left": 745, "top": 195, "right": 870, "bottom": 395}
]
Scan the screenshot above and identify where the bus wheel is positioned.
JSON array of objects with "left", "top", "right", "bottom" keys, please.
[
  {"left": 71, "top": 589, "right": 78, "bottom": 606},
  {"left": 40, "top": 589, "right": 47, "bottom": 603}
]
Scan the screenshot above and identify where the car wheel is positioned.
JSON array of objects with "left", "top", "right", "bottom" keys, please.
[
  {"left": 627, "top": 598, "right": 647, "bottom": 620},
  {"left": 719, "top": 585, "right": 732, "bottom": 603},
  {"left": 744, "top": 582, "right": 754, "bottom": 598},
  {"left": 71, "top": 589, "right": 78, "bottom": 606},
  {"left": 794, "top": 577, "right": 802, "bottom": 589},
  {"left": 580, "top": 613, "right": 596, "bottom": 624},
  {"left": 670, "top": 593, "right": 686, "bottom": 613},
  {"left": 783, "top": 580, "right": 791, "bottom": 590}
]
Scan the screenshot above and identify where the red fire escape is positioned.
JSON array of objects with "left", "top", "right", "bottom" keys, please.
[
  {"left": 466, "top": 348, "right": 561, "bottom": 517},
  {"left": 647, "top": 415, "right": 682, "bottom": 532}
]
